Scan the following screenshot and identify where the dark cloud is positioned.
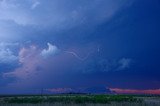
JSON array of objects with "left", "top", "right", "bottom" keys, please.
[{"left": 0, "top": 0, "right": 160, "bottom": 94}]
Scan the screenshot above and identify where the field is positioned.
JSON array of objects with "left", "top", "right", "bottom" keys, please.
[{"left": 0, "top": 95, "right": 160, "bottom": 106}]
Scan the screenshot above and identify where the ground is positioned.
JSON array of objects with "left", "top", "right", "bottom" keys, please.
[{"left": 0, "top": 95, "right": 160, "bottom": 106}]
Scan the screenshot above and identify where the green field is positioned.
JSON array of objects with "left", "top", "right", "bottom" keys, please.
[{"left": 0, "top": 95, "right": 160, "bottom": 106}]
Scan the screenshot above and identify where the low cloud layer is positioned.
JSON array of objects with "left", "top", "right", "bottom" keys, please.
[
  {"left": 81, "top": 58, "right": 132, "bottom": 73},
  {"left": 110, "top": 88, "right": 160, "bottom": 95},
  {"left": 4, "top": 45, "right": 42, "bottom": 80},
  {"left": 41, "top": 43, "right": 59, "bottom": 58},
  {"left": 2, "top": 42, "right": 133, "bottom": 90},
  {"left": 0, "top": 42, "right": 18, "bottom": 64}
]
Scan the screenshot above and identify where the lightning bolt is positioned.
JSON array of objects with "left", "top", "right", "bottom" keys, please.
[
  {"left": 63, "top": 46, "right": 101, "bottom": 61},
  {"left": 64, "top": 51, "right": 90, "bottom": 61}
]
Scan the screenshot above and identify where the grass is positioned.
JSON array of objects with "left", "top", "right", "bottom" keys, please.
[
  {"left": 0, "top": 94, "right": 159, "bottom": 106},
  {"left": 0, "top": 95, "right": 140, "bottom": 104}
]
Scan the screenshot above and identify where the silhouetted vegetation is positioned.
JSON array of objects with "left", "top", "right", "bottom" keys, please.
[
  {"left": 0, "top": 95, "right": 160, "bottom": 106},
  {"left": 1, "top": 95, "right": 141, "bottom": 104}
]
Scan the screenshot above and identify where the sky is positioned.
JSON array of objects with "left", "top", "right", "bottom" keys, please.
[{"left": 0, "top": 0, "right": 160, "bottom": 94}]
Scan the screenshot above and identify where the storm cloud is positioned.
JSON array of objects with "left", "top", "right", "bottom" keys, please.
[{"left": 0, "top": 0, "right": 160, "bottom": 94}]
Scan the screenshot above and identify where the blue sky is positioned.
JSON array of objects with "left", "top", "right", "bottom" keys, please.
[{"left": 0, "top": 0, "right": 160, "bottom": 94}]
